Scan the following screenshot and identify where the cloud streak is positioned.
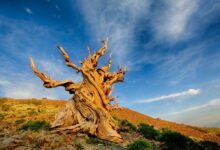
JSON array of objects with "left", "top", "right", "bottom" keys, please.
[
  {"left": 159, "top": 98, "right": 220, "bottom": 127},
  {"left": 158, "top": 45, "right": 203, "bottom": 84},
  {"left": 165, "top": 98, "right": 220, "bottom": 115},
  {"left": 0, "top": 57, "right": 81, "bottom": 99},
  {"left": 152, "top": 0, "right": 198, "bottom": 41},
  {"left": 24, "top": 8, "right": 32, "bottom": 14},
  {"left": 77, "top": 0, "right": 152, "bottom": 67},
  {"left": 136, "top": 89, "right": 200, "bottom": 103},
  {"left": 0, "top": 16, "right": 81, "bottom": 99}
]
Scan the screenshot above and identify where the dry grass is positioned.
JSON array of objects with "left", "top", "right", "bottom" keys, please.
[
  {"left": 0, "top": 98, "right": 126, "bottom": 149},
  {"left": 0, "top": 98, "right": 220, "bottom": 148}
]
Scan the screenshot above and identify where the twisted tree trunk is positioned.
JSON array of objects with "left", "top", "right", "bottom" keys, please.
[{"left": 30, "top": 38, "right": 126, "bottom": 143}]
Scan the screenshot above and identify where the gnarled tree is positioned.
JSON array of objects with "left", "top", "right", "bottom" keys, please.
[{"left": 30, "top": 38, "right": 126, "bottom": 143}]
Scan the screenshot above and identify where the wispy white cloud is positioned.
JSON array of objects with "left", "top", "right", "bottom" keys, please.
[
  {"left": 136, "top": 89, "right": 200, "bottom": 103},
  {"left": 134, "top": 42, "right": 205, "bottom": 84},
  {"left": 1, "top": 78, "right": 58, "bottom": 99},
  {"left": 132, "top": 1, "right": 220, "bottom": 84},
  {"left": 159, "top": 45, "right": 203, "bottom": 84},
  {"left": 0, "top": 58, "right": 81, "bottom": 99},
  {"left": 152, "top": 0, "right": 198, "bottom": 41},
  {"left": 0, "top": 16, "right": 81, "bottom": 99},
  {"left": 77, "top": 0, "right": 152, "bottom": 67},
  {"left": 24, "top": 8, "right": 32, "bottom": 14},
  {"left": 164, "top": 98, "right": 220, "bottom": 115},
  {"left": 0, "top": 80, "right": 10, "bottom": 86},
  {"left": 160, "top": 98, "right": 220, "bottom": 127},
  {"left": 36, "top": 58, "right": 82, "bottom": 82}
]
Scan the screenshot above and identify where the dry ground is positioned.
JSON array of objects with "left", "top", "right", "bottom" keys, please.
[{"left": 0, "top": 98, "right": 220, "bottom": 149}]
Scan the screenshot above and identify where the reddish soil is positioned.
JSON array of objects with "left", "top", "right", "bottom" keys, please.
[{"left": 111, "top": 108, "right": 220, "bottom": 144}]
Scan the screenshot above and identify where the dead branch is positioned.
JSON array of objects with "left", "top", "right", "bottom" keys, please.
[{"left": 57, "top": 46, "right": 82, "bottom": 72}]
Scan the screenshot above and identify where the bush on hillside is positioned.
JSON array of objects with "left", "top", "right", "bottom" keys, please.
[
  {"left": 159, "top": 129, "right": 201, "bottom": 150},
  {"left": 0, "top": 104, "right": 11, "bottom": 111},
  {"left": 120, "top": 119, "right": 137, "bottom": 132},
  {"left": 112, "top": 117, "right": 137, "bottom": 132},
  {"left": 74, "top": 143, "right": 84, "bottom": 150},
  {"left": 200, "top": 141, "right": 220, "bottom": 150},
  {"left": 28, "top": 110, "right": 38, "bottom": 116},
  {"left": 138, "top": 123, "right": 160, "bottom": 140},
  {"left": 15, "top": 119, "right": 25, "bottom": 124},
  {"left": 0, "top": 113, "right": 6, "bottom": 119},
  {"left": 19, "top": 120, "right": 51, "bottom": 131},
  {"left": 112, "top": 115, "right": 120, "bottom": 121},
  {"left": 128, "top": 139, "right": 152, "bottom": 150}
]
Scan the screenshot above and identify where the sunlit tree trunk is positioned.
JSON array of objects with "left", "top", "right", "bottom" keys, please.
[{"left": 30, "top": 39, "right": 126, "bottom": 143}]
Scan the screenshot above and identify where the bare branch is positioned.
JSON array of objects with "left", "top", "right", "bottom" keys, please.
[
  {"left": 104, "top": 66, "right": 127, "bottom": 85},
  {"left": 30, "top": 57, "right": 75, "bottom": 88},
  {"left": 99, "top": 52, "right": 112, "bottom": 72},
  {"left": 91, "top": 38, "right": 108, "bottom": 67},
  {"left": 110, "top": 96, "right": 118, "bottom": 101},
  {"left": 57, "top": 46, "right": 82, "bottom": 72}
]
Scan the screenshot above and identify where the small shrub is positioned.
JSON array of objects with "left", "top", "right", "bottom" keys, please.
[
  {"left": 160, "top": 129, "right": 194, "bottom": 150},
  {"left": 18, "top": 114, "right": 26, "bottom": 118},
  {"left": 86, "top": 137, "right": 101, "bottom": 144},
  {"left": 0, "top": 113, "right": 6, "bottom": 119},
  {"left": 138, "top": 123, "right": 160, "bottom": 140},
  {"left": 200, "top": 141, "right": 220, "bottom": 150},
  {"left": 119, "top": 119, "right": 137, "bottom": 132},
  {"left": 112, "top": 115, "right": 121, "bottom": 124},
  {"left": 128, "top": 139, "right": 152, "bottom": 150},
  {"left": 86, "top": 137, "right": 104, "bottom": 145},
  {"left": 75, "top": 143, "right": 84, "bottom": 150},
  {"left": 19, "top": 120, "right": 51, "bottom": 131},
  {"left": 112, "top": 117, "right": 137, "bottom": 132},
  {"left": 28, "top": 110, "right": 38, "bottom": 116},
  {"left": 0, "top": 104, "right": 11, "bottom": 111},
  {"left": 15, "top": 119, "right": 25, "bottom": 124}
]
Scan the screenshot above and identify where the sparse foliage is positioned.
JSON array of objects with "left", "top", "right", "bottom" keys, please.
[
  {"left": 0, "top": 104, "right": 11, "bottom": 111},
  {"left": 75, "top": 143, "right": 84, "bottom": 150},
  {"left": 120, "top": 119, "right": 137, "bottom": 132},
  {"left": 19, "top": 120, "right": 51, "bottom": 131},
  {"left": 0, "top": 113, "right": 6, "bottom": 119},
  {"left": 128, "top": 139, "right": 152, "bottom": 150},
  {"left": 15, "top": 119, "right": 25, "bottom": 124},
  {"left": 200, "top": 141, "right": 220, "bottom": 150},
  {"left": 159, "top": 129, "right": 200, "bottom": 150},
  {"left": 138, "top": 123, "right": 161, "bottom": 140}
]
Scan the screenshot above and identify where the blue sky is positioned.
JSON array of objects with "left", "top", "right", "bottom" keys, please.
[{"left": 0, "top": 0, "right": 220, "bottom": 127}]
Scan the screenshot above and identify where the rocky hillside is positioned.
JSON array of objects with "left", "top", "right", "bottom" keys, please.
[{"left": 0, "top": 98, "right": 219, "bottom": 149}]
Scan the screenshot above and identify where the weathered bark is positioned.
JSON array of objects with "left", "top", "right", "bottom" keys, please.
[{"left": 30, "top": 38, "right": 126, "bottom": 143}]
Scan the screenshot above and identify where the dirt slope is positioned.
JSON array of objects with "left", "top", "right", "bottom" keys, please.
[{"left": 111, "top": 108, "right": 220, "bottom": 144}]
